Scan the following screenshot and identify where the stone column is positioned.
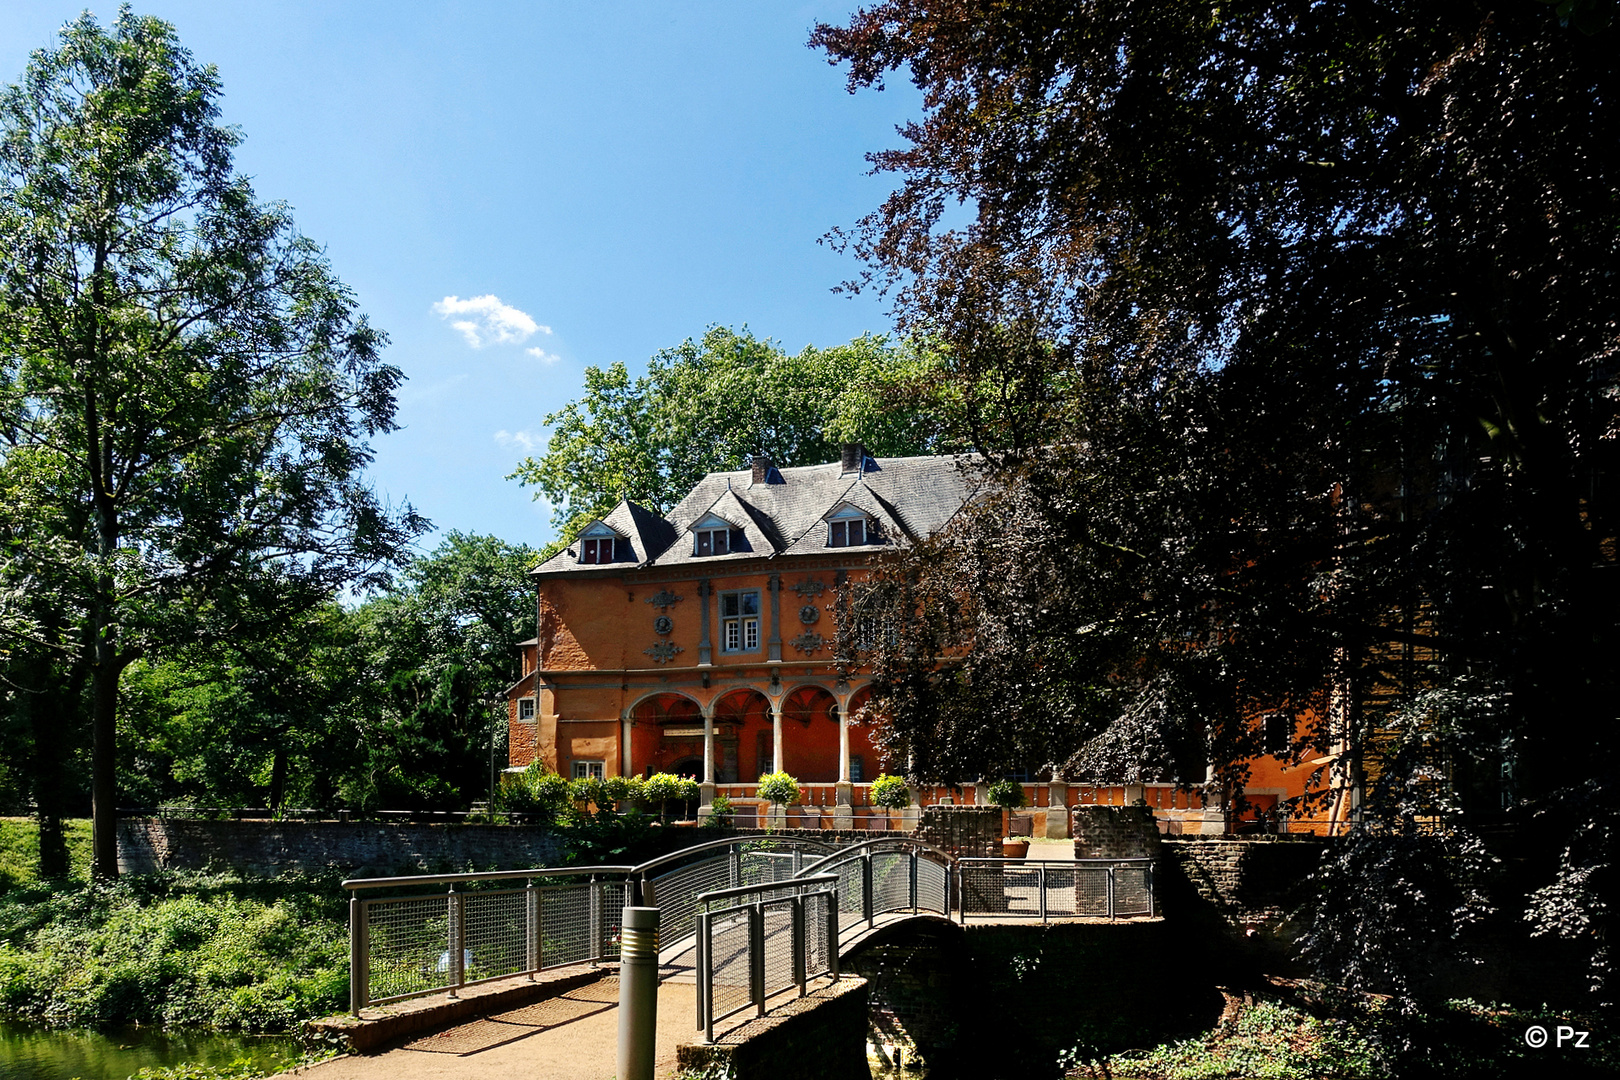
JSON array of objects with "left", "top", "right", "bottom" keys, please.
[
  {"left": 621, "top": 714, "right": 633, "bottom": 778},
  {"left": 771, "top": 701, "right": 784, "bottom": 774},
  {"left": 1044, "top": 781, "right": 1070, "bottom": 839},
  {"left": 833, "top": 690, "right": 854, "bottom": 829},
  {"left": 973, "top": 781, "right": 988, "bottom": 807},
  {"left": 699, "top": 703, "right": 716, "bottom": 814}
]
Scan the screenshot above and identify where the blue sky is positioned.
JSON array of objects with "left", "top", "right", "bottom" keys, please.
[{"left": 0, "top": 2, "right": 918, "bottom": 552}]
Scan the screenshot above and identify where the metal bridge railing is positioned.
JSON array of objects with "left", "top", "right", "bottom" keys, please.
[
  {"left": 955, "top": 857, "right": 1155, "bottom": 922},
  {"left": 344, "top": 865, "right": 633, "bottom": 1012},
  {"left": 693, "top": 874, "right": 839, "bottom": 1043},
  {"left": 798, "top": 837, "right": 954, "bottom": 929}
]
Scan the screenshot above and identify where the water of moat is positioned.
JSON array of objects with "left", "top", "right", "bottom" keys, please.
[{"left": 0, "top": 1019, "right": 298, "bottom": 1080}]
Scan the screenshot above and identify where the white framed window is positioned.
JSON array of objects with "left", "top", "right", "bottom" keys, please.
[
  {"left": 829, "top": 517, "right": 866, "bottom": 547},
  {"left": 518, "top": 697, "right": 536, "bottom": 721},
  {"left": 721, "top": 590, "right": 761, "bottom": 652},
  {"left": 572, "top": 759, "right": 605, "bottom": 780}
]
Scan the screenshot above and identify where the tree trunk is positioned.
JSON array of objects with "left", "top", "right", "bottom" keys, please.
[
  {"left": 29, "top": 681, "right": 73, "bottom": 879},
  {"left": 90, "top": 648, "right": 119, "bottom": 879}
]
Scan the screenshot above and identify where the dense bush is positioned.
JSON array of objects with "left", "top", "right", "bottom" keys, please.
[
  {"left": 757, "top": 772, "right": 800, "bottom": 807},
  {"left": 0, "top": 870, "right": 347, "bottom": 1032},
  {"left": 870, "top": 773, "right": 910, "bottom": 810},
  {"left": 987, "top": 779, "right": 1025, "bottom": 809}
]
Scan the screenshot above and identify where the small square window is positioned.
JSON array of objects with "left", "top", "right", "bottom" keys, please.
[
  {"left": 580, "top": 537, "right": 617, "bottom": 564},
  {"left": 695, "top": 527, "right": 730, "bottom": 557},
  {"left": 829, "top": 517, "right": 867, "bottom": 547},
  {"left": 518, "top": 698, "right": 536, "bottom": 721},
  {"left": 572, "top": 760, "right": 605, "bottom": 780}
]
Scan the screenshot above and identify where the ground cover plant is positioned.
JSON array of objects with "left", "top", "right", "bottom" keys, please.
[{"left": 0, "top": 863, "right": 348, "bottom": 1033}]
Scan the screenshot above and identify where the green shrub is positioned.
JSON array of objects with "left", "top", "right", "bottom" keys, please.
[
  {"left": 870, "top": 773, "right": 911, "bottom": 810},
  {"left": 569, "top": 776, "right": 604, "bottom": 808},
  {"left": 703, "top": 795, "right": 734, "bottom": 828},
  {"left": 0, "top": 869, "right": 348, "bottom": 1033},
  {"left": 600, "top": 774, "right": 641, "bottom": 804},
  {"left": 987, "top": 778, "right": 1025, "bottom": 809},
  {"left": 643, "top": 772, "right": 684, "bottom": 805},
  {"left": 757, "top": 772, "right": 800, "bottom": 806},
  {"left": 677, "top": 778, "right": 702, "bottom": 803}
]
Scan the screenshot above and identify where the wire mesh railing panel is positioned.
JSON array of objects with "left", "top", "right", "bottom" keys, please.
[
  {"left": 538, "top": 882, "right": 597, "bottom": 967},
  {"left": 917, "top": 859, "right": 948, "bottom": 914},
  {"left": 803, "top": 892, "right": 833, "bottom": 979},
  {"left": 834, "top": 860, "right": 865, "bottom": 919},
  {"left": 1042, "top": 866, "right": 1079, "bottom": 917},
  {"left": 599, "top": 882, "right": 626, "bottom": 959},
  {"left": 872, "top": 852, "right": 911, "bottom": 914},
  {"left": 761, "top": 902, "right": 796, "bottom": 1000},
  {"left": 739, "top": 850, "right": 797, "bottom": 888},
  {"left": 462, "top": 888, "right": 527, "bottom": 983},
  {"left": 959, "top": 864, "right": 1042, "bottom": 917},
  {"left": 708, "top": 909, "right": 753, "bottom": 1023},
  {"left": 652, "top": 855, "right": 733, "bottom": 946},
  {"left": 364, "top": 896, "right": 450, "bottom": 1003},
  {"left": 1075, "top": 868, "right": 1112, "bottom": 917},
  {"left": 1113, "top": 865, "right": 1153, "bottom": 916}
]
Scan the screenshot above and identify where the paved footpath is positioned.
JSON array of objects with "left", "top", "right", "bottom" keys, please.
[{"left": 280, "top": 978, "right": 696, "bottom": 1080}]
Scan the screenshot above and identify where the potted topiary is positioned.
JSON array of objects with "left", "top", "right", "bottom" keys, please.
[
  {"left": 988, "top": 779, "right": 1029, "bottom": 857},
  {"left": 757, "top": 771, "right": 801, "bottom": 831},
  {"left": 643, "top": 772, "right": 684, "bottom": 823},
  {"left": 870, "top": 772, "right": 912, "bottom": 829}
]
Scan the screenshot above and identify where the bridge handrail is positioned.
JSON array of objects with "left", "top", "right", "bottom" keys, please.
[
  {"left": 695, "top": 872, "right": 839, "bottom": 908},
  {"left": 796, "top": 836, "right": 957, "bottom": 877},
  {"left": 629, "top": 834, "right": 837, "bottom": 877},
  {"left": 955, "top": 855, "right": 1153, "bottom": 866},
  {"left": 341, "top": 864, "right": 634, "bottom": 891}
]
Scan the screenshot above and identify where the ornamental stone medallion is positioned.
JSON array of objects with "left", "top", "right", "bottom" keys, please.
[
  {"left": 653, "top": 615, "right": 674, "bottom": 635},
  {"left": 645, "top": 589, "right": 683, "bottom": 611},
  {"left": 798, "top": 604, "right": 820, "bottom": 625}
]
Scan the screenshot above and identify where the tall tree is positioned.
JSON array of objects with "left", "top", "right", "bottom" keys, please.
[
  {"left": 0, "top": 10, "right": 422, "bottom": 876},
  {"left": 508, "top": 327, "right": 959, "bottom": 546},
  {"left": 817, "top": 0, "right": 1619, "bottom": 996}
]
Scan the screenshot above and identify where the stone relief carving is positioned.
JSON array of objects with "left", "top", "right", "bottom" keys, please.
[
  {"left": 798, "top": 604, "right": 820, "bottom": 625},
  {"left": 645, "top": 590, "right": 684, "bottom": 611},
  {"left": 789, "top": 631, "right": 826, "bottom": 655},
  {"left": 790, "top": 578, "right": 825, "bottom": 599},
  {"left": 644, "top": 640, "right": 684, "bottom": 664},
  {"left": 653, "top": 615, "right": 674, "bottom": 635}
]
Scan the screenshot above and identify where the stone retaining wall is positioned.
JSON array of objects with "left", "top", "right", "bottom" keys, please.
[
  {"left": 117, "top": 818, "right": 568, "bottom": 877},
  {"left": 676, "top": 977, "right": 870, "bottom": 1080}
]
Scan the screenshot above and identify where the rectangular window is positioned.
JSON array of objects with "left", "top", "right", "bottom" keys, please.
[
  {"left": 830, "top": 518, "right": 866, "bottom": 547},
  {"left": 572, "top": 760, "right": 605, "bottom": 780},
  {"left": 695, "top": 528, "right": 730, "bottom": 557},
  {"left": 720, "top": 590, "right": 761, "bottom": 653},
  {"left": 580, "top": 537, "right": 616, "bottom": 563},
  {"left": 518, "top": 698, "right": 536, "bottom": 721},
  {"left": 1263, "top": 714, "right": 1291, "bottom": 757}
]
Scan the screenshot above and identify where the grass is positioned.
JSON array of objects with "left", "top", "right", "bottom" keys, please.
[{"left": 0, "top": 817, "right": 93, "bottom": 889}]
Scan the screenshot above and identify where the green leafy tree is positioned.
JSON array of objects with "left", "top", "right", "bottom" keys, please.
[
  {"left": 818, "top": 0, "right": 1620, "bottom": 998},
  {"left": 509, "top": 327, "right": 959, "bottom": 547},
  {"left": 0, "top": 11, "right": 424, "bottom": 874}
]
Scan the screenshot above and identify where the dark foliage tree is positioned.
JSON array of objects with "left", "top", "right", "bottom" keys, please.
[
  {"left": 817, "top": 0, "right": 1619, "bottom": 998},
  {"left": 0, "top": 10, "right": 423, "bottom": 875}
]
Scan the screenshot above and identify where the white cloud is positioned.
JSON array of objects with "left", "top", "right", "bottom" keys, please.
[
  {"left": 433, "top": 295, "right": 550, "bottom": 348},
  {"left": 494, "top": 429, "right": 542, "bottom": 453},
  {"left": 525, "top": 346, "right": 562, "bottom": 363}
]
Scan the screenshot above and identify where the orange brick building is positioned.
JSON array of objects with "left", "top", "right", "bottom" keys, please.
[{"left": 506, "top": 445, "right": 1349, "bottom": 834}]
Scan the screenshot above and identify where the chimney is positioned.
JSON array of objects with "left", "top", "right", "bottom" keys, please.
[
  {"left": 751, "top": 453, "right": 773, "bottom": 485},
  {"left": 840, "top": 442, "right": 865, "bottom": 474}
]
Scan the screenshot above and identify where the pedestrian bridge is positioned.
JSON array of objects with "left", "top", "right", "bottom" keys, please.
[{"left": 342, "top": 834, "right": 1155, "bottom": 1042}]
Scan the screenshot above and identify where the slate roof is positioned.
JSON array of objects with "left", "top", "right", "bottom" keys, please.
[{"left": 531, "top": 452, "right": 979, "bottom": 576}]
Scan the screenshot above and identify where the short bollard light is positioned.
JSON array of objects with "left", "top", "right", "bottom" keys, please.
[{"left": 617, "top": 906, "right": 660, "bottom": 1080}]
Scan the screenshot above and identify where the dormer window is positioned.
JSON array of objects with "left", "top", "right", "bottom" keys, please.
[
  {"left": 691, "top": 514, "right": 746, "bottom": 557},
  {"left": 829, "top": 518, "right": 866, "bottom": 547},
  {"left": 577, "top": 522, "right": 623, "bottom": 564},
  {"left": 695, "top": 527, "right": 730, "bottom": 556},
  {"left": 827, "top": 506, "right": 873, "bottom": 547}
]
